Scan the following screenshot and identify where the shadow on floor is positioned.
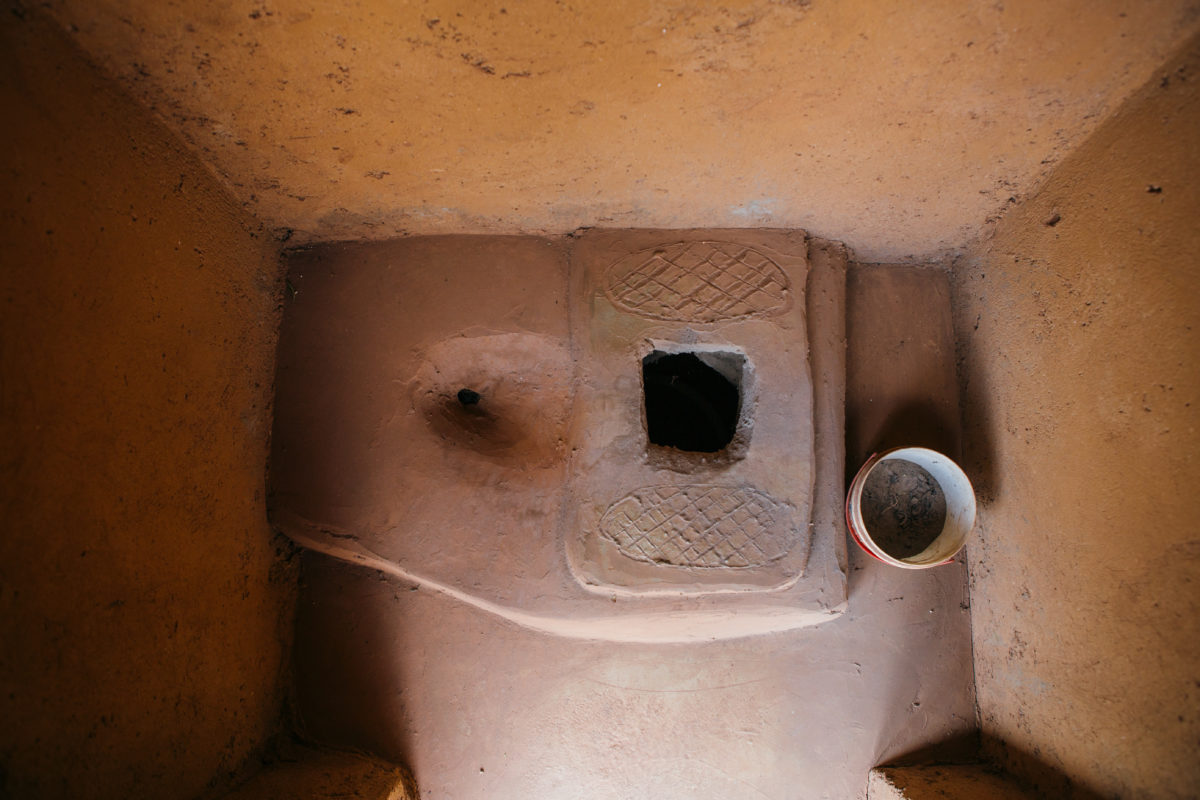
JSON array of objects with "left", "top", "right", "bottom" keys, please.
[
  {"left": 878, "top": 731, "right": 1110, "bottom": 800},
  {"left": 979, "top": 732, "right": 1109, "bottom": 800},
  {"left": 844, "top": 264, "right": 963, "bottom": 484}
]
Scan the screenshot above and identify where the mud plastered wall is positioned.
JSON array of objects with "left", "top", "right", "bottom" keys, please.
[
  {"left": 0, "top": 10, "right": 293, "bottom": 798},
  {"left": 36, "top": 0, "right": 1200, "bottom": 262},
  {"left": 954, "top": 35, "right": 1200, "bottom": 799}
]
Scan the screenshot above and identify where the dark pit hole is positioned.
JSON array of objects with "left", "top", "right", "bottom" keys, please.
[
  {"left": 457, "top": 388, "right": 481, "bottom": 406},
  {"left": 642, "top": 351, "right": 742, "bottom": 453}
]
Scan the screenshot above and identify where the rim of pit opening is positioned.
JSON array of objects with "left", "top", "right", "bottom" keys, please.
[{"left": 641, "top": 345, "right": 754, "bottom": 470}]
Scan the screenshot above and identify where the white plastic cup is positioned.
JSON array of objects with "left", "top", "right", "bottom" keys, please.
[{"left": 845, "top": 446, "right": 977, "bottom": 569}]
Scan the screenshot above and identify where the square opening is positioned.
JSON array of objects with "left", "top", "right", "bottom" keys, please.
[{"left": 642, "top": 350, "right": 746, "bottom": 454}]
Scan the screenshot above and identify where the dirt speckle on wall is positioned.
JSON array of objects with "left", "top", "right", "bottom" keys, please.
[
  {"left": 0, "top": 9, "right": 293, "bottom": 799},
  {"left": 35, "top": 0, "right": 1200, "bottom": 261},
  {"left": 953, "top": 32, "right": 1200, "bottom": 799}
]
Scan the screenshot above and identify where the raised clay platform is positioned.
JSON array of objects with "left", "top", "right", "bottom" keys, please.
[
  {"left": 286, "top": 261, "right": 975, "bottom": 799},
  {"left": 270, "top": 231, "right": 848, "bottom": 641}
]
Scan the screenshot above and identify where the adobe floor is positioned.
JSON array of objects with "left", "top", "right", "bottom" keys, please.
[{"left": 289, "top": 261, "right": 974, "bottom": 800}]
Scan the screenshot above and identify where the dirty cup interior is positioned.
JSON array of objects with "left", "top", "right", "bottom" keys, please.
[{"left": 846, "top": 447, "right": 977, "bottom": 568}]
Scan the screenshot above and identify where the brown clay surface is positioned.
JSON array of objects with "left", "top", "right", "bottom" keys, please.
[
  {"left": 270, "top": 235, "right": 572, "bottom": 588},
  {"left": 35, "top": 0, "right": 1200, "bottom": 261},
  {"left": 0, "top": 10, "right": 293, "bottom": 799},
  {"left": 288, "top": 250, "right": 973, "bottom": 798},
  {"left": 953, "top": 34, "right": 1200, "bottom": 799}
]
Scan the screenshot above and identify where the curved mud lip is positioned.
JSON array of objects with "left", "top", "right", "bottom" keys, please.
[{"left": 274, "top": 510, "right": 840, "bottom": 643}]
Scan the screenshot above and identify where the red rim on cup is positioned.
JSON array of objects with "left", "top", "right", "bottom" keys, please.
[{"left": 845, "top": 446, "right": 977, "bottom": 569}]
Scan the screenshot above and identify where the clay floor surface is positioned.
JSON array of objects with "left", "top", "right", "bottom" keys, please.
[{"left": 292, "top": 265, "right": 973, "bottom": 800}]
